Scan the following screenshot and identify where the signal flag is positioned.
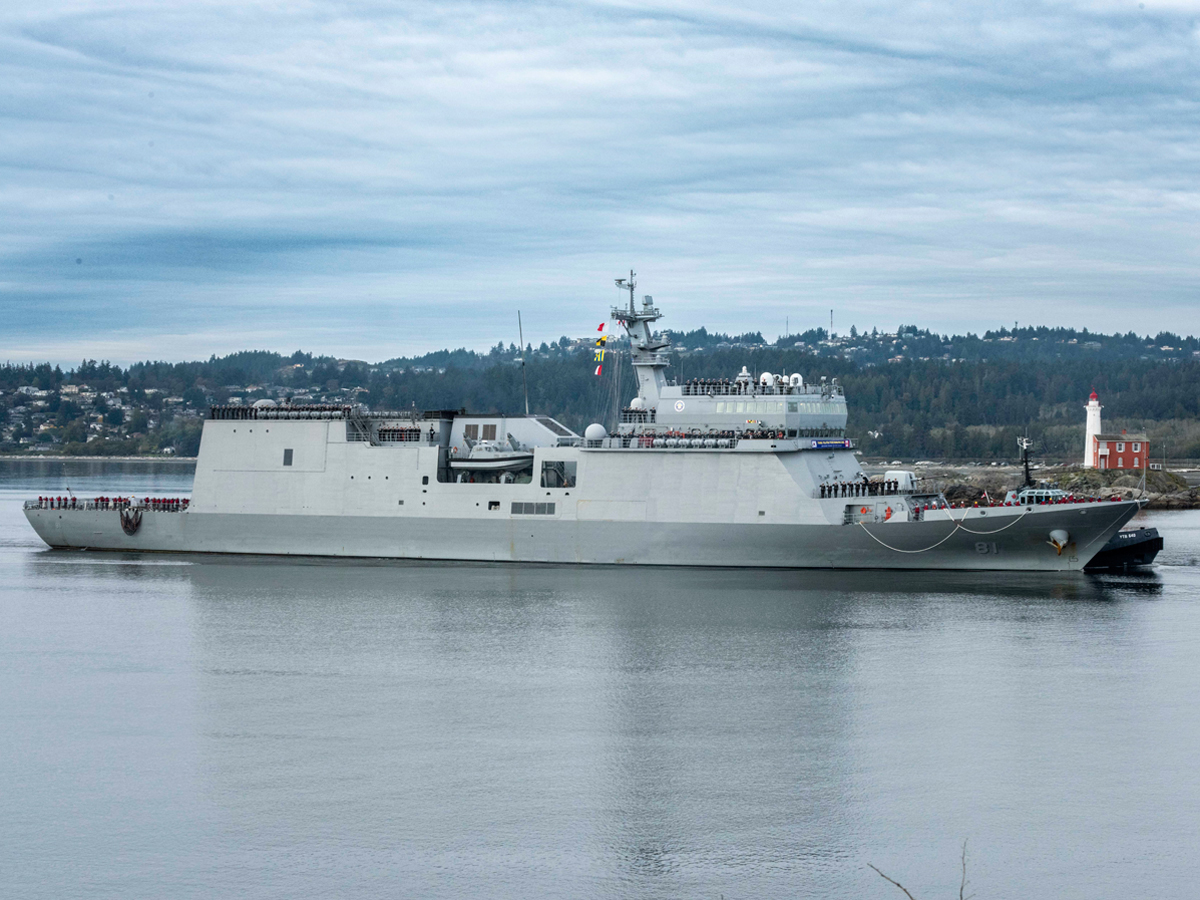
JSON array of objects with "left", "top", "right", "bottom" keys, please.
[{"left": 594, "top": 365, "right": 602, "bottom": 376}]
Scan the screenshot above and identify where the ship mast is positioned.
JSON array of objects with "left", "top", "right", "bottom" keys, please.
[
  {"left": 612, "top": 270, "right": 670, "bottom": 408},
  {"left": 1017, "top": 435, "right": 1034, "bottom": 488}
]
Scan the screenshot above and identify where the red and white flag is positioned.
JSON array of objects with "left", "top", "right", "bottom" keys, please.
[{"left": 594, "top": 365, "right": 602, "bottom": 376}]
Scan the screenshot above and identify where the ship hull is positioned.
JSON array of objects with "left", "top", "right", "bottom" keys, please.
[{"left": 24, "top": 500, "right": 1139, "bottom": 571}]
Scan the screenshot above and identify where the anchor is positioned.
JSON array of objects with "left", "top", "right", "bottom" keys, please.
[{"left": 120, "top": 507, "right": 142, "bottom": 536}]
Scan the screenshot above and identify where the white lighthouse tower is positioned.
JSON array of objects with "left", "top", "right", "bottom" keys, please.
[{"left": 1084, "top": 391, "right": 1102, "bottom": 467}]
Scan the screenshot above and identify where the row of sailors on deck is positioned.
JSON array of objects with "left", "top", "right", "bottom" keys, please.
[
  {"left": 820, "top": 480, "right": 901, "bottom": 499},
  {"left": 640, "top": 429, "right": 789, "bottom": 444},
  {"left": 35, "top": 496, "right": 189, "bottom": 510},
  {"left": 681, "top": 378, "right": 762, "bottom": 396}
]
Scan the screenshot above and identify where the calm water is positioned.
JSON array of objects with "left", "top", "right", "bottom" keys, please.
[{"left": 3, "top": 459, "right": 1199, "bottom": 899}]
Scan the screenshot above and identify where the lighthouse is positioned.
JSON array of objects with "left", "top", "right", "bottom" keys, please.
[{"left": 1084, "top": 391, "right": 1102, "bottom": 467}]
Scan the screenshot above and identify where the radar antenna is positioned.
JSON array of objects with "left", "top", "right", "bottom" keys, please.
[{"left": 615, "top": 270, "right": 636, "bottom": 314}]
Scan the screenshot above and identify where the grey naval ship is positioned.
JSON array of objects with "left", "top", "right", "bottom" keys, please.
[{"left": 26, "top": 281, "right": 1140, "bottom": 569}]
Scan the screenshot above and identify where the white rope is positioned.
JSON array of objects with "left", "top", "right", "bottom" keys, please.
[
  {"left": 856, "top": 520, "right": 963, "bottom": 553},
  {"left": 954, "top": 508, "right": 1031, "bottom": 535},
  {"left": 856, "top": 505, "right": 1029, "bottom": 553}
]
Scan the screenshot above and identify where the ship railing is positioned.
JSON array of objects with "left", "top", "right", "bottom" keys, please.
[
  {"left": 630, "top": 352, "right": 671, "bottom": 367},
  {"left": 210, "top": 404, "right": 353, "bottom": 421},
  {"left": 675, "top": 382, "right": 844, "bottom": 398},
  {"left": 612, "top": 304, "right": 662, "bottom": 322},
  {"left": 815, "top": 482, "right": 910, "bottom": 500},
  {"left": 376, "top": 428, "right": 429, "bottom": 443},
  {"left": 25, "top": 497, "right": 191, "bottom": 511},
  {"left": 585, "top": 434, "right": 743, "bottom": 450},
  {"left": 589, "top": 430, "right": 854, "bottom": 450},
  {"left": 619, "top": 408, "right": 656, "bottom": 424}
]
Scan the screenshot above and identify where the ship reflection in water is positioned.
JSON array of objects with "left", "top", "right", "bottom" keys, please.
[{"left": 4, "top": 473, "right": 1199, "bottom": 899}]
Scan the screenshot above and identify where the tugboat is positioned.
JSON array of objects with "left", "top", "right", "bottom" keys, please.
[{"left": 1084, "top": 526, "right": 1163, "bottom": 570}]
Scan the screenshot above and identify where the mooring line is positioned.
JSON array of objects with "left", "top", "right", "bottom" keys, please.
[
  {"left": 856, "top": 520, "right": 962, "bottom": 554},
  {"left": 857, "top": 507, "right": 1031, "bottom": 553}
]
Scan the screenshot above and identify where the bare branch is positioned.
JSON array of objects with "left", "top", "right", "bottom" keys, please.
[
  {"left": 868, "top": 863, "right": 918, "bottom": 900},
  {"left": 960, "top": 839, "right": 974, "bottom": 900}
]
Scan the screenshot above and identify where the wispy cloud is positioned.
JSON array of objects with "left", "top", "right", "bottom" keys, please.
[{"left": 3, "top": 0, "right": 1199, "bottom": 364}]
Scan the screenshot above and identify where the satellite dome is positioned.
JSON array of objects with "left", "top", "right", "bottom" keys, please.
[
  {"left": 584, "top": 423, "right": 607, "bottom": 441},
  {"left": 253, "top": 399, "right": 278, "bottom": 408},
  {"left": 630, "top": 397, "right": 645, "bottom": 409}
]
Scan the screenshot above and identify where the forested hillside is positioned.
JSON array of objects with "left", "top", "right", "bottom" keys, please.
[{"left": 3, "top": 325, "right": 1199, "bottom": 459}]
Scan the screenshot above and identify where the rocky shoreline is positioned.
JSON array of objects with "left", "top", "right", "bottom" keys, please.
[{"left": 862, "top": 463, "right": 1200, "bottom": 510}]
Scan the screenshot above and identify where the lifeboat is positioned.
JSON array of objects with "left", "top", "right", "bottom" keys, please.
[{"left": 448, "top": 439, "right": 535, "bottom": 474}]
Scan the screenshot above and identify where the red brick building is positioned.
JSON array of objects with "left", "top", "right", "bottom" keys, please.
[{"left": 1091, "top": 432, "right": 1149, "bottom": 471}]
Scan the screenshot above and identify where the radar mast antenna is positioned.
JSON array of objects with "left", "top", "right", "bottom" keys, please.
[
  {"left": 615, "top": 270, "right": 636, "bottom": 314},
  {"left": 1017, "top": 435, "right": 1034, "bottom": 488}
]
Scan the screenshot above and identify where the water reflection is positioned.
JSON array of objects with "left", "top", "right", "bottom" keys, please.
[{"left": 3, "top": 470, "right": 1197, "bottom": 899}]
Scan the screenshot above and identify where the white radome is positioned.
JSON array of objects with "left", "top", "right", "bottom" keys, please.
[{"left": 584, "top": 423, "right": 607, "bottom": 441}]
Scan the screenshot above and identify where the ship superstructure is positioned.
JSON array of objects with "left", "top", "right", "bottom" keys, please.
[{"left": 24, "top": 277, "right": 1141, "bottom": 569}]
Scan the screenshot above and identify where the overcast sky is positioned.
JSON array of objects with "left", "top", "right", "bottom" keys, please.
[{"left": 3, "top": 0, "right": 1199, "bottom": 365}]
